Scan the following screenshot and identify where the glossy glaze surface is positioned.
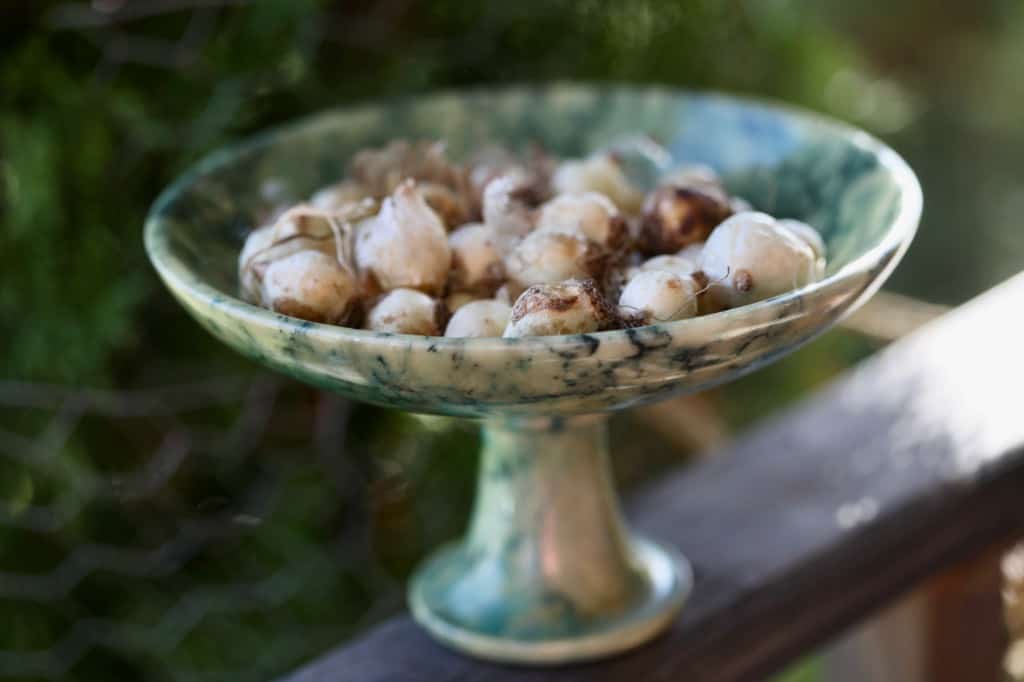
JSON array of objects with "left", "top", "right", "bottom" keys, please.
[{"left": 408, "top": 415, "right": 691, "bottom": 663}]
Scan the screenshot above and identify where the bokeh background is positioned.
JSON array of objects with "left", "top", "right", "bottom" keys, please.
[{"left": 1, "top": 1, "right": 1022, "bottom": 680}]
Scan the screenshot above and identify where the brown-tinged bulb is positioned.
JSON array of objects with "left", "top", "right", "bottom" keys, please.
[
  {"left": 504, "top": 279, "right": 616, "bottom": 337},
  {"left": 504, "top": 231, "right": 606, "bottom": 290},
  {"left": 482, "top": 171, "right": 540, "bottom": 243},
  {"left": 419, "top": 181, "right": 469, "bottom": 230},
  {"left": 638, "top": 186, "right": 733, "bottom": 255},
  {"left": 534, "top": 191, "right": 628, "bottom": 253}
]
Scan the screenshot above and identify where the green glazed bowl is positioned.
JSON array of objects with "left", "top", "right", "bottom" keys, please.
[{"left": 145, "top": 85, "right": 920, "bottom": 665}]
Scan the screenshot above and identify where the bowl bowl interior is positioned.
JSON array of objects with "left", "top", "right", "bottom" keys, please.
[{"left": 146, "top": 85, "right": 920, "bottom": 417}]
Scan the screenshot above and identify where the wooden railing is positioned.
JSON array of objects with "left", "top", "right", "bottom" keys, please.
[{"left": 285, "top": 274, "right": 1024, "bottom": 682}]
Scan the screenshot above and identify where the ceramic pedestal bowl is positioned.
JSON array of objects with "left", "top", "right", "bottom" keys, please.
[{"left": 145, "top": 85, "right": 921, "bottom": 665}]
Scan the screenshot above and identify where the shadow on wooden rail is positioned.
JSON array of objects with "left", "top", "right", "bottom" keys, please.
[{"left": 285, "top": 275, "right": 1024, "bottom": 682}]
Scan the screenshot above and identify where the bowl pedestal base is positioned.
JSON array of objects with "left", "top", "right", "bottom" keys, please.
[{"left": 409, "top": 415, "right": 692, "bottom": 664}]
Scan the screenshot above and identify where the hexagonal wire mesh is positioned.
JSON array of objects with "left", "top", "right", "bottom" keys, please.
[{"left": 0, "top": 378, "right": 411, "bottom": 682}]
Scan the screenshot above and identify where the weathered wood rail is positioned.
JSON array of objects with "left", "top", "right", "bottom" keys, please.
[{"left": 285, "top": 274, "right": 1024, "bottom": 682}]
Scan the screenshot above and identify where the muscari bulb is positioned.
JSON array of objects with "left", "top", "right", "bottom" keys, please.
[
  {"left": 504, "top": 230, "right": 605, "bottom": 290},
  {"left": 448, "top": 222, "right": 505, "bottom": 295},
  {"left": 239, "top": 205, "right": 360, "bottom": 305},
  {"left": 638, "top": 184, "right": 733, "bottom": 255},
  {"left": 260, "top": 250, "right": 359, "bottom": 324},
  {"left": 639, "top": 254, "right": 699, "bottom": 278},
  {"left": 445, "top": 300, "right": 512, "bottom": 338},
  {"left": 552, "top": 153, "right": 643, "bottom": 214},
  {"left": 534, "top": 191, "right": 627, "bottom": 252},
  {"left": 355, "top": 180, "right": 451, "bottom": 296},
  {"left": 482, "top": 171, "right": 539, "bottom": 244},
  {"left": 778, "top": 218, "right": 827, "bottom": 278},
  {"left": 504, "top": 279, "right": 615, "bottom": 338},
  {"left": 619, "top": 269, "right": 699, "bottom": 325},
  {"left": 365, "top": 288, "right": 444, "bottom": 335},
  {"left": 700, "top": 211, "right": 820, "bottom": 308}
]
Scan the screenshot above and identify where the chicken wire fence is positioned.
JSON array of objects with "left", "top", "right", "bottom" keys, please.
[{"left": 0, "top": 378, "right": 417, "bottom": 682}]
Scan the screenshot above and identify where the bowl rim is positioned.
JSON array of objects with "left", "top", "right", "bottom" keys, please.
[{"left": 144, "top": 82, "right": 922, "bottom": 353}]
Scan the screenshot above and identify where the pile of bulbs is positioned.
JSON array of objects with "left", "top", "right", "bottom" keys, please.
[{"left": 238, "top": 140, "right": 826, "bottom": 338}]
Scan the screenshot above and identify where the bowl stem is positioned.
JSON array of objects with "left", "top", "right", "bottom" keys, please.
[{"left": 408, "top": 414, "right": 691, "bottom": 664}]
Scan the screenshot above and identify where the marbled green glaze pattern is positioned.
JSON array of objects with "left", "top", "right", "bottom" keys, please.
[
  {"left": 145, "top": 85, "right": 919, "bottom": 418},
  {"left": 144, "top": 85, "right": 920, "bottom": 664},
  {"left": 409, "top": 415, "right": 691, "bottom": 663}
]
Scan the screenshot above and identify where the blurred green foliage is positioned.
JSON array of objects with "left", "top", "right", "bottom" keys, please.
[{"left": 1, "top": 1, "right": 1023, "bottom": 680}]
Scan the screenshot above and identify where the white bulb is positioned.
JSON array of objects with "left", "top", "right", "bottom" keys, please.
[
  {"left": 448, "top": 222, "right": 505, "bottom": 295},
  {"left": 778, "top": 218, "right": 827, "bottom": 273},
  {"left": 355, "top": 180, "right": 451, "bottom": 296},
  {"left": 445, "top": 300, "right": 512, "bottom": 338},
  {"left": 482, "top": 171, "right": 537, "bottom": 243},
  {"left": 700, "top": 212, "right": 820, "bottom": 308},
  {"left": 639, "top": 254, "right": 699, "bottom": 278},
  {"left": 239, "top": 206, "right": 355, "bottom": 305},
  {"left": 504, "top": 230, "right": 603, "bottom": 289},
  {"left": 553, "top": 154, "right": 643, "bottom": 214},
  {"left": 534, "top": 192, "right": 626, "bottom": 251},
  {"left": 619, "top": 270, "right": 698, "bottom": 324},
  {"left": 504, "top": 279, "right": 614, "bottom": 337},
  {"left": 778, "top": 218, "right": 827, "bottom": 279},
  {"left": 260, "top": 250, "right": 359, "bottom": 324},
  {"left": 365, "top": 288, "right": 442, "bottom": 335}
]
